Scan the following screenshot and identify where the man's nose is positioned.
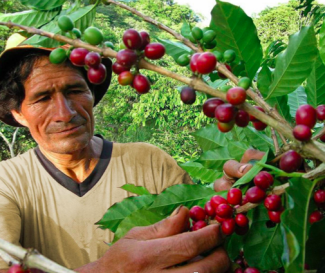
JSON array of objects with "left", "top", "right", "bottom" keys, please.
[{"left": 52, "top": 94, "right": 77, "bottom": 122}]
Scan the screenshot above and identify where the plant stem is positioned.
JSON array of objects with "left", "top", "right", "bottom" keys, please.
[{"left": 271, "top": 128, "right": 280, "bottom": 155}]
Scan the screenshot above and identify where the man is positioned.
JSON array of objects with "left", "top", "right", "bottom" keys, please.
[{"left": 0, "top": 41, "right": 233, "bottom": 273}]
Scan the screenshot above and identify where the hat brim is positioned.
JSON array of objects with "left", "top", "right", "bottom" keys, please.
[{"left": 0, "top": 46, "right": 112, "bottom": 127}]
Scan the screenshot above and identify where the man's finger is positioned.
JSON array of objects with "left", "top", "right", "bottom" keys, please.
[
  {"left": 223, "top": 160, "right": 253, "bottom": 179},
  {"left": 240, "top": 148, "right": 265, "bottom": 163},
  {"left": 214, "top": 178, "right": 233, "bottom": 192}
]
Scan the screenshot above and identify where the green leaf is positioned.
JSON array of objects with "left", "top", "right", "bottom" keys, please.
[
  {"left": 227, "top": 141, "right": 250, "bottom": 162},
  {"left": 157, "top": 38, "right": 192, "bottom": 63},
  {"left": 306, "top": 219, "right": 325, "bottom": 269},
  {"left": 243, "top": 126, "right": 273, "bottom": 152},
  {"left": 0, "top": 9, "right": 60, "bottom": 29},
  {"left": 20, "top": 0, "right": 66, "bottom": 10},
  {"left": 179, "top": 161, "right": 222, "bottom": 183},
  {"left": 113, "top": 209, "right": 165, "bottom": 243},
  {"left": 226, "top": 233, "right": 245, "bottom": 260},
  {"left": 196, "top": 147, "right": 233, "bottom": 169},
  {"left": 191, "top": 124, "right": 228, "bottom": 151},
  {"left": 149, "top": 184, "right": 216, "bottom": 214},
  {"left": 258, "top": 64, "right": 272, "bottom": 96},
  {"left": 210, "top": 1, "right": 263, "bottom": 79},
  {"left": 120, "top": 184, "right": 151, "bottom": 195},
  {"left": 244, "top": 205, "right": 284, "bottom": 270},
  {"left": 281, "top": 177, "right": 318, "bottom": 272},
  {"left": 268, "top": 95, "right": 292, "bottom": 124},
  {"left": 96, "top": 195, "right": 155, "bottom": 232},
  {"left": 257, "top": 163, "right": 304, "bottom": 178},
  {"left": 288, "top": 86, "right": 307, "bottom": 118},
  {"left": 266, "top": 26, "right": 318, "bottom": 99},
  {"left": 180, "top": 21, "right": 191, "bottom": 38},
  {"left": 305, "top": 53, "right": 325, "bottom": 107},
  {"left": 319, "top": 19, "right": 325, "bottom": 65},
  {"left": 24, "top": 5, "right": 96, "bottom": 48},
  {"left": 233, "top": 151, "right": 268, "bottom": 187}
]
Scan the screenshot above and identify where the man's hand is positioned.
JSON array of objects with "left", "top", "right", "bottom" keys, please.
[
  {"left": 75, "top": 206, "right": 229, "bottom": 273},
  {"left": 214, "top": 149, "right": 265, "bottom": 192}
]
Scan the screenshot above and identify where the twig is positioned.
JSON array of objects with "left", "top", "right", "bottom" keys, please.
[
  {"left": 0, "top": 238, "right": 76, "bottom": 273},
  {"left": 277, "top": 131, "right": 288, "bottom": 145},
  {"left": 271, "top": 128, "right": 280, "bottom": 155},
  {"left": 0, "top": 249, "right": 19, "bottom": 266},
  {"left": 312, "top": 126, "right": 325, "bottom": 140}
]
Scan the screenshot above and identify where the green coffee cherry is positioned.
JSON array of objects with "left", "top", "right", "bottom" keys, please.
[
  {"left": 104, "top": 41, "right": 115, "bottom": 50},
  {"left": 49, "top": 48, "right": 67, "bottom": 64},
  {"left": 202, "top": 30, "right": 216, "bottom": 43},
  {"left": 83, "top": 26, "right": 104, "bottom": 45},
  {"left": 191, "top": 27, "right": 203, "bottom": 40},
  {"left": 58, "top": 16, "right": 74, "bottom": 32},
  {"left": 72, "top": 28, "right": 81, "bottom": 38},
  {"left": 238, "top": 77, "right": 251, "bottom": 90},
  {"left": 223, "top": 49, "right": 236, "bottom": 63},
  {"left": 204, "top": 39, "right": 217, "bottom": 49},
  {"left": 220, "top": 85, "right": 232, "bottom": 92},
  {"left": 188, "top": 33, "right": 197, "bottom": 43},
  {"left": 212, "top": 50, "right": 223, "bottom": 62},
  {"left": 177, "top": 54, "right": 190, "bottom": 66}
]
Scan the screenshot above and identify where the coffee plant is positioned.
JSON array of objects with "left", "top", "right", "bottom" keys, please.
[{"left": 1, "top": 0, "right": 325, "bottom": 272}]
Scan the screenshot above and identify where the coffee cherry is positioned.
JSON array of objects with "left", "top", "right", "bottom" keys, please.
[
  {"left": 246, "top": 186, "right": 266, "bottom": 203},
  {"left": 216, "top": 203, "right": 234, "bottom": 218},
  {"left": 112, "top": 62, "right": 130, "bottom": 75},
  {"left": 203, "top": 98, "right": 224, "bottom": 118},
  {"left": 133, "top": 74, "right": 151, "bottom": 94},
  {"left": 234, "top": 268, "right": 244, "bottom": 273},
  {"left": 196, "top": 52, "right": 217, "bottom": 74},
  {"left": 309, "top": 210, "right": 324, "bottom": 224},
  {"left": 189, "top": 205, "right": 206, "bottom": 221},
  {"left": 264, "top": 194, "right": 282, "bottom": 211},
  {"left": 192, "top": 26, "right": 203, "bottom": 40},
  {"left": 279, "top": 150, "right": 302, "bottom": 173},
  {"left": 253, "top": 121, "right": 267, "bottom": 131},
  {"left": 223, "top": 49, "right": 236, "bottom": 63},
  {"left": 244, "top": 268, "right": 260, "bottom": 273},
  {"left": 235, "top": 213, "right": 249, "bottom": 227},
  {"left": 84, "top": 52, "right": 101, "bottom": 68},
  {"left": 190, "top": 53, "right": 201, "bottom": 73},
  {"left": 49, "top": 48, "right": 67, "bottom": 64},
  {"left": 87, "top": 63, "right": 107, "bottom": 84},
  {"left": 203, "top": 39, "right": 217, "bottom": 49},
  {"left": 123, "top": 29, "right": 142, "bottom": 50},
  {"left": 204, "top": 201, "right": 216, "bottom": 217},
  {"left": 215, "top": 215, "right": 227, "bottom": 223},
  {"left": 314, "top": 189, "right": 325, "bottom": 204},
  {"left": 139, "top": 31, "right": 150, "bottom": 51},
  {"left": 8, "top": 264, "right": 26, "bottom": 273},
  {"left": 226, "top": 87, "right": 246, "bottom": 105},
  {"left": 69, "top": 48, "right": 89, "bottom": 66},
  {"left": 192, "top": 220, "right": 207, "bottom": 231},
  {"left": 83, "top": 26, "right": 104, "bottom": 45},
  {"left": 296, "top": 104, "right": 317, "bottom": 129},
  {"left": 145, "top": 43, "right": 165, "bottom": 60},
  {"left": 218, "top": 64, "right": 232, "bottom": 79},
  {"left": 104, "top": 41, "right": 115, "bottom": 49},
  {"left": 235, "top": 110, "right": 250, "bottom": 127},
  {"left": 215, "top": 103, "right": 237, "bottom": 123},
  {"left": 180, "top": 86, "right": 196, "bottom": 104},
  {"left": 242, "top": 195, "right": 248, "bottom": 205},
  {"left": 268, "top": 209, "right": 284, "bottom": 223},
  {"left": 72, "top": 28, "right": 82, "bottom": 38},
  {"left": 116, "top": 49, "right": 138, "bottom": 67},
  {"left": 249, "top": 106, "right": 265, "bottom": 121},
  {"left": 235, "top": 224, "right": 249, "bottom": 236},
  {"left": 202, "top": 30, "right": 216, "bottom": 43},
  {"left": 316, "top": 105, "right": 325, "bottom": 121},
  {"left": 227, "top": 188, "right": 243, "bottom": 206},
  {"left": 176, "top": 53, "right": 191, "bottom": 66},
  {"left": 218, "top": 121, "right": 235, "bottom": 133},
  {"left": 238, "top": 77, "right": 251, "bottom": 90},
  {"left": 118, "top": 71, "right": 134, "bottom": 86},
  {"left": 221, "top": 218, "right": 236, "bottom": 235},
  {"left": 210, "top": 195, "right": 227, "bottom": 209},
  {"left": 254, "top": 171, "right": 274, "bottom": 190},
  {"left": 58, "top": 15, "right": 74, "bottom": 32},
  {"left": 320, "top": 134, "right": 325, "bottom": 143},
  {"left": 293, "top": 124, "right": 312, "bottom": 141}
]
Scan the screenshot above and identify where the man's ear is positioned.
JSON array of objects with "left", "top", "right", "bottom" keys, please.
[{"left": 10, "top": 109, "right": 29, "bottom": 127}]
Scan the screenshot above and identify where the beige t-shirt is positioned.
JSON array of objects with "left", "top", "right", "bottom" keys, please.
[{"left": 0, "top": 142, "right": 192, "bottom": 270}]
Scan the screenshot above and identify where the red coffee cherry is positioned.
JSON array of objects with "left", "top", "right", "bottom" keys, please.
[
  {"left": 204, "top": 201, "right": 216, "bottom": 217},
  {"left": 249, "top": 106, "right": 265, "bottom": 122},
  {"left": 295, "top": 104, "right": 317, "bottom": 128},
  {"left": 268, "top": 208, "right": 284, "bottom": 223},
  {"left": 139, "top": 31, "right": 150, "bottom": 51},
  {"left": 244, "top": 268, "right": 260, "bottom": 273},
  {"left": 320, "top": 134, "right": 325, "bottom": 143},
  {"left": 226, "top": 87, "right": 246, "bottom": 105},
  {"left": 246, "top": 186, "right": 266, "bottom": 203},
  {"left": 316, "top": 105, "right": 325, "bottom": 121},
  {"left": 180, "top": 86, "right": 196, "bottom": 104},
  {"left": 264, "top": 194, "right": 282, "bottom": 211},
  {"left": 203, "top": 98, "right": 224, "bottom": 118},
  {"left": 217, "top": 121, "right": 235, "bottom": 133},
  {"left": 118, "top": 71, "right": 134, "bottom": 86},
  {"left": 235, "top": 213, "right": 249, "bottom": 227},
  {"left": 234, "top": 268, "right": 244, "bottom": 273},
  {"left": 189, "top": 205, "right": 206, "bottom": 221},
  {"left": 123, "top": 29, "right": 142, "bottom": 50},
  {"left": 293, "top": 124, "right": 312, "bottom": 141},
  {"left": 215, "top": 103, "right": 237, "bottom": 123},
  {"left": 314, "top": 189, "right": 325, "bottom": 204},
  {"left": 221, "top": 218, "right": 236, "bottom": 235},
  {"left": 112, "top": 62, "right": 130, "bottom": 75},
  {"left": 210, "top": 195, "right": 227, "bottom": 209},
  {"left": 191, "top": 220, "right": 207, "bottom": 231},
  {"left": 116, "top": 49, "right": 138, "bottom": 67},
  {"left": 254, "top": 171, "right": 274, "bottom": 190},
  {"left": 309, "top": 210, "right": 324, "bottom": 224},
  {"left": 84, "top": 52, "right": 101, "bottom": 68},
  {"left": 196, "top": 52, "right": 217, "bottom": 74},
  {"left": 87, "top": 63, "right": 107, "bottom": 84},
  {"left": 8, "top": 264, "right": 26, "bottom": 273},
  {"left": 253, "top": 121, "right": 267, "bottom": 131},
  {"left": 218, "top": 63, "right": 232, "bottom": 79},
  {"left": 227, "top": 188, "right": 243, "bottom": 206},
  {"left": 144, "top": 43, "right": 166, "bottom": 60},
  {"left": 69, "top": 48, "right": 89, "bottom": 66},
  {"left": 279, "top": 150, "right": 302, "bottom": 173},
  {"left": 216, "top": 203, "right": 234, "bottom": 218},
  {"left": 235, "top": 110, "right": 250, "bottom": 127},
  {"left": 215, "top": 215, "right": 227, "bottom": 223},
  {"left": 190, "top": 53, "right": 201, "bottom": 73},
  {"left": 133, "top": 74, "right": 151, "bottom": 94}
]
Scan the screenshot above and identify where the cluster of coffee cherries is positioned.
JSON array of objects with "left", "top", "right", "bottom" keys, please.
[
  {"left": 189, "top": 189, "right": 249, "bottom": 236},
  {"left": 293, "top": 104, "right": 325, "bottom": 142},
  {"left": 233, "top": 251, "right": 275, "bottom": 273},
  {"left": 113, "top": 29, "right": 166, "bottom": 94},
  {"left": 309, "top": 187, "right": 325, "bottom": 224},
  {"left": 7, "top": 264, "right": 43, "bottom": 273}
]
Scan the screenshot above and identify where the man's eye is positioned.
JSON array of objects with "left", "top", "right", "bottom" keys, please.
[
  {"left": 36, "top": 96, "right": 50, "bottom": 103},
  {"left": 69, "top": 90, "right": 83, "bottom": 94}
]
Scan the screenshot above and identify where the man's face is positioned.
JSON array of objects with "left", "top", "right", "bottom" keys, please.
[{"left": 11, "top": 56, "right": 95, "bottom": 154}]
